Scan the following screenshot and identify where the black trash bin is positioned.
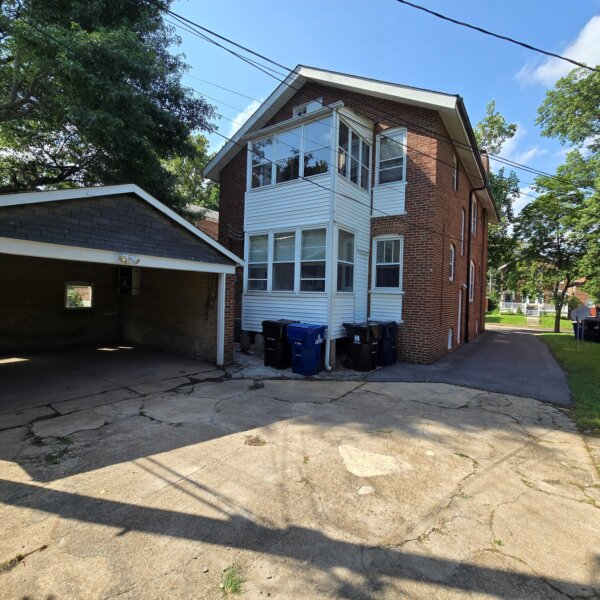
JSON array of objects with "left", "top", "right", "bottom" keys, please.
[
  {"left": 262, "top": 320, "right": 298, "bottom": 369},
  {"left": 343, "top": 322, "right": 382, "bottom": 371},
  {"left": 374, "top": 320, "right": 398, "bottom": 366}
]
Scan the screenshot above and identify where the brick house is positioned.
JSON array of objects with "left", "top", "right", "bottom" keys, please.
[
  {"left": 0, "top": 185, "right": 241, "bottom": 365},
  {"left": 205, "top": 66, "right": 497, "bottom": 365}
]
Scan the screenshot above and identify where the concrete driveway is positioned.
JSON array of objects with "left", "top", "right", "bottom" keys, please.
[{"left": 1, "top": 371, "right": 598, "bottom": 598}]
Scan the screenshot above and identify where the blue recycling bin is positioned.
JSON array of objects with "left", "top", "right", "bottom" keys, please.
[
  {"left": 572, "top": 321, "right": 584, "bottom": 340},
  {"left": 287, "top": 323, "right": 327, "bottom": 376}
]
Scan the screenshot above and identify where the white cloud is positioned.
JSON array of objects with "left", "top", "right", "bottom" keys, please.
[
  {"left": 499, "top": 123, "right": 547, "bottom": 165},
  {"left": 517, "top": 15, "right": 600, "bottom": 86},
  {"left": 226, "top": 99, "right": 262, "bottom": 139}
]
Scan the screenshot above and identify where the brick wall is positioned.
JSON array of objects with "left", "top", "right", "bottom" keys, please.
[
  {"left": 216, "top": 81, "right": 489, "bottom": 363},
  {"left": 0, "top": 254, "right": 234, "bottom": 365},
  {"left": 0, "top": 254, "right": 120, "bottom": 353}
]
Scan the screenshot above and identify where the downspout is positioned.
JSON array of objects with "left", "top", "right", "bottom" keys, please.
[
  {"left": 324, "top": 110, "right": 340, "bottom": 371},
  {"left": 465, "top": 186, "right": 486, "bottom": 343}
]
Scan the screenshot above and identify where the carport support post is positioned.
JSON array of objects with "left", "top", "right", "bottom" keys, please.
[{"left": 216, "top": 273, "right": 226, "bottom": 367}]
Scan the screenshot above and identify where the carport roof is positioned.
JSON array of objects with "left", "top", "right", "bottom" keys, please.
[{"left": 0, "top": 184, "right": 242, "bottom": 271}]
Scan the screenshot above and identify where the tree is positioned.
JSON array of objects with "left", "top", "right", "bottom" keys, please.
[
  {"left": 536, "top": 67, "right": 600, "bottom": 304},
  {"left": 164, "top": 134, "right": 219, "bottom": 212},
  {"left": 514, "top": 170, "right": 587, "bottom": 332},
  {"left": 0, "top": 0, "right": 215, "bottom": 208},
  {"left": 474, "top": 101, "right": 519, "bottom": 297}
]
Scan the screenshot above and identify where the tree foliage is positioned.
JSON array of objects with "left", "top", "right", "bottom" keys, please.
[
  {"left": 164, "top": 134, "right": 219, "bottom": 211},
  {"left": 474, "top": 100, "right": 517, "bottom": 155},
  {"left": 0, "top": 0, "right": 215, "bottom": 207}
]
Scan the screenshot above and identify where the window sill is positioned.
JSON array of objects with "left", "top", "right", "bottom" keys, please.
[
  {"left": 374, "top": 180, "right": 407, "bottom": 190},
  {"left": 244, "top": 291, "right": 327, "bottom": 297},
  {"left": 370, "top": 289, "right": 405, "bottom": 295}
]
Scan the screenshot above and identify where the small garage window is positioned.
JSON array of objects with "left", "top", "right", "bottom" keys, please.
[{"left": 65, "top": 283, "right": 93, "bottom": 309}]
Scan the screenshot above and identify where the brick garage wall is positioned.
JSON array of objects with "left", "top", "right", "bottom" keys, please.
[
  {"left": 0, "top": 253, "right": 120, "bottom": 353},
  {"left": 119, "top": 268, "right": 221, "bottom": 363}
]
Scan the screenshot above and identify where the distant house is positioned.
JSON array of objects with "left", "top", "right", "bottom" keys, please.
[
  {"left": 564, "top": 278, "right": 595, "bottom": 310},
  {"left": 186, "top": 205, "right": 219, "bottom": 240},
  {"left": 205, "top": 66, "right": 497, "bottom": 364}
]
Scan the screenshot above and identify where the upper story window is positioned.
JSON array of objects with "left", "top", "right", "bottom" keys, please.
[
  {"left": 376, "top": 128, "right": 406, "bottom": 185},
  {"left": 449, "top": 245, "right": 455, "bottom": 281},
  {"left": 337, "top": 229, "right": 355, "bottom": 292},
  {"left": 292, "top": 98, "right": 322, "bottom": 118},
  {"left": 471, "top": 198, "right": 478, "bottom": 235},
  {"left": 373, "top": 237, "right": 403, "bottom": 289},
  {"left": 452, "top": 154, "right": 459, "bottom": 191},
  {"left": 249, "top": 117, "right": 331, "bottom": 190},
  {"left": 338, "top": 120, "right": 371, "bottom": 190}
]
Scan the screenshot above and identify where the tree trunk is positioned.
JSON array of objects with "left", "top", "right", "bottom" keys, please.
[{"left": 554, "top": 305, "right": 562, "bottom": 333}]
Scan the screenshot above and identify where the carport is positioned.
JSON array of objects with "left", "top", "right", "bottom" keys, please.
[{"left": 0, "top": 184, "right": 241, "bottom": 367}]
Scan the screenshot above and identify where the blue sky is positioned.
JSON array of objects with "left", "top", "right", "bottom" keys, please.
[{"left": 171, "top": 0, "right": 600, "bottom": 211}]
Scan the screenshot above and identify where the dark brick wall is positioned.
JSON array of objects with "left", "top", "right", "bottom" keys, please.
[
  {"left": 0, "top": 194, "right": 232, "bottom": 265},
  {"left": 216, "top": 81, "right": 489, "bottom": 364},
  {"left": 0, "top": 254, "right": 235, "bottom": 364},
  {"left": 0, "top": 253, "right": 120, "bottom": 352}
]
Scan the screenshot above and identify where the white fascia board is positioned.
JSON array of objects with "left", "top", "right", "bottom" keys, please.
[
  {"left": 0, "top": 184, "right": 243, "bottom": 265},
  {"left": 241, "top": 102, "right": 344, "bottom": 142},
  {"left": 204, "top": 70, "right": 306, "bottom": 181},
  {"left": 0, "top": 237, "right": 236, "bottom": 274},
  {"left": 298, "top": 66, "right": 458, "bottom": 111}
]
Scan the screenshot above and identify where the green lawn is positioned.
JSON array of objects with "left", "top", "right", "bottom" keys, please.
[
  {"left": 539, "top": 333, "right": 600, "bottom": 431},
  {"left": 486, "top": 312, "right": 568, "bottom": 330}
]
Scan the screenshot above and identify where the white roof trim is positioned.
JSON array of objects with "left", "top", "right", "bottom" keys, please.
[
  {"left": 0, "top": 237, "right": 236, "bottom": 274},
  {"left": 0, "top": 184, "right": 242, "bottom": 265}
]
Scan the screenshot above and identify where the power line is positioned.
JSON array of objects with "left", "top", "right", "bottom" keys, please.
[
  {"left": 394, "top": 0, "right": 600, "bottom": 74},
  {"left": 165, "top": 7, "right": 595, "bottom": 195}
]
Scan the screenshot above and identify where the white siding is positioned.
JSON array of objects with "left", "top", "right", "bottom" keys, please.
[
  {"left": 334, "top": 175, "right": 370, "bottom": 326},
  {"left": 370, "top": 292, "right": 404, "bottom": 322},
  {"left": 373, "top": 182, "right": 406, "bottom": 217},
  {"left": 332, "top": 294, "right": 354, "bottom": 338},
  {"left": 245, "top": 173, "right": 333, "bottom": 231},
  {"left": 242, "top": 294, "right": 329, "bottom": 332}
]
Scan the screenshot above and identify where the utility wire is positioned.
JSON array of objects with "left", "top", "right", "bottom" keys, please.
[
  {"left": 394, "top": 0, "right": 599, "bottom": 74},
  {"left": 165, "top": 7, "right": 595, "bottom": 195}
]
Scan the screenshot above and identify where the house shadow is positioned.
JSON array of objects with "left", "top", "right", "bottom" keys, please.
[{"left": 0, "top": 477, "right": 588, "bottom": 600}]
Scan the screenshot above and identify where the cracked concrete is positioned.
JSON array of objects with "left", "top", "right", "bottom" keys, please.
[{"left": 0, "top": 375, "right": 598, "bottom": 599}]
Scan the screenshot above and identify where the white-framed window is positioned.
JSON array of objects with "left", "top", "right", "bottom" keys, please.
[
  {"left": 337, "top": 229, "right": 355, "bottom": 292},
  {"left": 373, "top": 236, "right": 403, "bottom": 290},
  {"left": 449, "top": 244, "right": 455, "bottom": 281},
  {"left": 452, "top": 154, "right": 459, "bottom": 191},
  {"left": 65, "top": 282, "right": 93, "bottom": 309},
  {"left": 469, "top": 260, "right": 475, "bottom": 302},
  {"left": 301, "top": 228, "right": 326, "bottom": 292},
  {"left": 338, "top": 119, "right": 371, "bottom": 190},
  {"left": 246, "top": 227, "right": 328, "bottom": 294},
  {"left": 376, "top": 128, "right": 406, "bottom": 185},
  {"left": 292, "top": 98, "right": 322, "bottom": 118},
  {"left": 471, "top": 198, "right": 478, "bottom": 235},
  {"left": 447, "top": 328, "right": 453, "bottom": 350},
  {"left": 248, "top": 116, "right": 331, "bottom": 190},
  {"left": 272, "top": 231, "right": 295, "bottom": 291},
  {"left": 248, "top": 234, "right": 268, "bottom": 290},
  {"left": 460, "top": 208, "right": 466, "bottom": 255}
]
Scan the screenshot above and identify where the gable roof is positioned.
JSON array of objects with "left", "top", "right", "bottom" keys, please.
[
  {"left": 204, "top": 65, "right": 497, "bottom": 223},
  {"left": 0, "top": 184, "right": 241, "bottom": 265}
]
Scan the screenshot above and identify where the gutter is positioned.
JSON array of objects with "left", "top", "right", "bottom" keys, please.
[{"left": 465, "top": 184, "right": 487, "bottom": 343}]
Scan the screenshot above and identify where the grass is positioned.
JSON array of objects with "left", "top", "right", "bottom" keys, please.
[
  {"left": 486, "top": 312, "right": 570, "bottom": 330},
  {"left": 220, "top": 564, "right": 244, "bottom": 595},
  {"left": 539, "top": 333, "right": 600, "bottom": 431}
]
